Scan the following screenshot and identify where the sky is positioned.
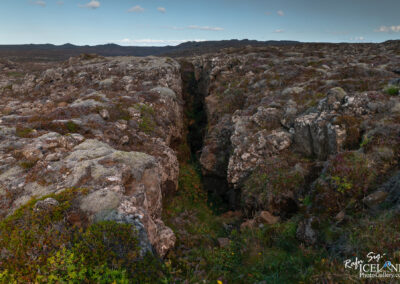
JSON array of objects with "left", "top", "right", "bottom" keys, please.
[{"left": 0, "top": 0, "right": 399, "bottom": 46}]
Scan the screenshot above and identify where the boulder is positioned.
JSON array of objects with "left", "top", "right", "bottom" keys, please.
[
  {"left": 218, "top": 238, "right": 230, "bottom": 248},
  {"left": 257, "top": 211, "right": 280, "bottom": 225},
  {"left": 240, "top": 219, "right": 257, "bottom": 231},
  {"left": 99, "top": 109, "right": 110, "bottom": 120},
  {"left": 363, "top": 191, "right": 388, "bottom": 208},
  {"left": 34, "top": 198, "right": 59, "bottom": 212},
  {"left": 296, "top": 217, "right": 318, "bottom": 245},
  {"left": 293, "top": 112, "right": 345, "bottom": 160}
]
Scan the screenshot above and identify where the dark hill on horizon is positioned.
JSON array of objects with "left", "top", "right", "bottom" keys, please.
[{"left": 0, "top": 39, "right": 300, "bottom": 62}]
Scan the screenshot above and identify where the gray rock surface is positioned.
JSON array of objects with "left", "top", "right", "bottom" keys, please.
[{"left": 0, "top": 56, "right": 184, "bottom": 257}]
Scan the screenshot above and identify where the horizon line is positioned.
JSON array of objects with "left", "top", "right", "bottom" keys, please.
[{"left": 0, "top": 38, "right": 398, "bottom": 47}]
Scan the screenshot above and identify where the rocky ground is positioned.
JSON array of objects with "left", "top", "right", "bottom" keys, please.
[
  {"left": 0, "top": 41, "right": 400, "bottom": 283},
  {"left": 195, "top": 41, "right": 400, "bottom": 222}
]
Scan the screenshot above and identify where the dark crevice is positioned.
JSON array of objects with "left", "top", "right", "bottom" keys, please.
[
  {"left": 179, "top": 60, "right": 208, "bottom": 159},
  {"left": 203, "top": 175, "right": 239, "bottom": 213},
  {"left": 179, "top": 60, "right": 236, "bottom": 213}
]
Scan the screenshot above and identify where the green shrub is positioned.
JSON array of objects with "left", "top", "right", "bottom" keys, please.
[
  {"left": 313, "top": 151, "right": 376, "bottom": 216},
  {"left": 0, "top": 188, "right": 86, "bottom": 280},
  {"left": 0, "top": 188, "right": 166, "bottom": 283},
  {"left": 384, "top": 85, "right": 400, "bottom": 96},
  {"left": 37, "top": 247, "right": 130, "bottom": 284},
  {"left": 302, "top": 195, "right": 312, "bottom": 207},
  {"left": 72, "top": 221, "right": 139, "bottom": 267},
  {"left": 206, "top": 230, "right": 243, "bottom": 275},
  {"left": 330, "top": 176, "right": 352, "bottom": 194},
  {"left": 328, "top": 152, "right": 374, "bottom": 194}
]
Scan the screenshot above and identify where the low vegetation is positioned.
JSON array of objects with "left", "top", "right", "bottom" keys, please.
[
  {"left": 385, "top": 85, "right": 400, "bottom": 96},
  {"left": 134, "top": 103, "right": 156, "bottom": 134},
  {"left": 313, "top": 151, "right": 376, "bottom": 217},
  {"left": 15, "top": 126, "right": 34, "bottom": 138},
  {"left": 0, "top": 188, "right": 164, "bottom": 283}
]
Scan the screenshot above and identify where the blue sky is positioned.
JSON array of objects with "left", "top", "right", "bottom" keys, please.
[{"left": 0, "top": 0, "right": 399, "bottom": 46}]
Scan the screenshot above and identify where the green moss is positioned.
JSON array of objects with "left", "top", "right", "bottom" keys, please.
[
  {"left": 164, "top": 163, "right": 209, "bottom": 219},
  {"left": 19, "top": 160, "right": 36, "bottom": 170},
  {"left": 359, "top": 134, "right": 371, "bottom": 148},
  {"left": 134, "top": 103, "right": 155, "bottom": 116},
  {"left": 15, "top": 127, "right": 33, "bottom": 138},
  {"left": 6, "top": 72, "right": 24, "bottom": 78},
  {"left": 302, "top": 195, "right": 312, "bottom": 207},
  {"left": 134, "top": 103, "right": 156, "bottom": 134},
  {"left": 330, "top": 176, "right": 353, "bottom": 194},
  {"left": 384, "top": 85, "right": 400, "bottom": 96},
  {"left": 66, "top": 121, "right": 80, "bottom": 133},
  {"left": 139, "top": 115, "right": 156, "bottom": 134}
]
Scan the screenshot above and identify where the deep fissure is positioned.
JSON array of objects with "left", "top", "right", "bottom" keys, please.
[
  {"left": 179, "top": 60, "right": 235, "bottom": 213},
  {"left": 179, "top": 60, "right": 208, "bottom": 158}
]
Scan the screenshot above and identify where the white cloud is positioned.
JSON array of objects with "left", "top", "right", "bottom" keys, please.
[
  {"left": 157, "top": 7, "right": 166, "bottom": 13},
  {"left": 79, "top": 0, "right": 100, "bottom": 9},
  {"left": 128, "top": 5, "right": 144, "bottom": 13},
  {"left": 277, "top": 10, "right": 284, "bottom": 16},
  {"left": 188, "top": 25, "right": 224, "bottom": 31},
  {"left": 374, "top": 25, "right": 400, "bottom": 33},
  {"left": 165, "top": 26, "right": 185, "bottom": 30},
  {"left": 32, "top": 1, "right": 46, "bottom": 7},
  {"left": 117, "top": 38, "right": 206, "bottom": 46},
  {"left": 273, "top": 29, "right": 285, "bottom": 33}
]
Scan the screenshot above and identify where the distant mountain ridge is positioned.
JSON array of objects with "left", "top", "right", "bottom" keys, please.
[{"left": 0, "top": 39, "right": 300, "bottom": 62}]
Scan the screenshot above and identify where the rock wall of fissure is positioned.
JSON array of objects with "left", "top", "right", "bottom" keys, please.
[{"left": 179, "top": 59, "right": 238, "bottom": 211}]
